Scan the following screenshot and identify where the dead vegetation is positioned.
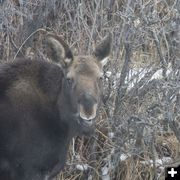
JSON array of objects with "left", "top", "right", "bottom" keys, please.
[{"left": 0, "top": 0, "right": 180, "bottom": 179}]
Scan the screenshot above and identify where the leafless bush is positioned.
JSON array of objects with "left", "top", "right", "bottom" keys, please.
[{"left": 1, "top": 0, "right": 180, "bottom": 179}]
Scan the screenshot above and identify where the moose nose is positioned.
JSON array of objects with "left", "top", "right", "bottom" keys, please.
[
  {"left": 78, "top": 93, "right": 98, "bottom": 121},
  {"left": 79, "top": 93, "right": 97, "bottom": 109}
]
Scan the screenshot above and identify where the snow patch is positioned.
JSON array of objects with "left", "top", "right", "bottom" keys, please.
[
  {"left": 76, "top": 164, "right": 88, "bottom": 171},
  {"left": 88, "top": 175, "right": 93, "bottom": 180},
  {"left": 105, "top": 71, "right": 112, "bottom": 77},
  {"left": 101, "top": 166, "right": 110, "bottom": 180},
  {"left": 141, "top": 157, "right": 172, "bottom": 167},
  {"left": 108, "top": 132, "right": 114, "bottom": 138},
  {"left": 102, "top": 175, "right": 110, "bottom": 180},
  {"left": 151, "top": 69, "right": 163, "bottom": 80},
  {"left": 101, "top": 166, "right": 109, "bottom": 176},
  {"left": 120, "top": 154, "right": 129, "bottom": 161}
]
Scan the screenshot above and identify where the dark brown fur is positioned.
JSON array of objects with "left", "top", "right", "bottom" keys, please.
[{"left": 0, "top": 33, "right": 111, "bottom": 180}]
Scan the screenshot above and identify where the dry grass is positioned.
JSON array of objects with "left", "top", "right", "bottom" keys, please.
[{"left": 1, "top": 0, "right": 180, "bottom": 179}]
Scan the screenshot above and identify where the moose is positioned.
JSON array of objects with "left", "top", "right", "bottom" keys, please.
[{"left": 0, "top": 33, "right": 111, "bottom": 180}]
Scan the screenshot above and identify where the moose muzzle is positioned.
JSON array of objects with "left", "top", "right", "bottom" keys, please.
[{"left": 78, "top": 93, "right": 98, "bottom": 125}]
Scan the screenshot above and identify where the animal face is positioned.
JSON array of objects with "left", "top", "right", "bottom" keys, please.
[
  {"left": 46, "top": 33, "right": 111, "bottom": 127},
  {"left": 63, "top": 56, "right": 103, "bottom": 126}
]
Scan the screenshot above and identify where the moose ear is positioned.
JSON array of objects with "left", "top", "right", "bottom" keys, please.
[
  {"left": 93, "top": 34, "right": 112, "bottom": 67},
  {"left": 46, "top": 33, "right": 73, "bottom": 67}
]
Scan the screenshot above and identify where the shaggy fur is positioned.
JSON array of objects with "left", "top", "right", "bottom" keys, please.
[{"left": 0, "top": 33, "right": 111, "bottom": 180}]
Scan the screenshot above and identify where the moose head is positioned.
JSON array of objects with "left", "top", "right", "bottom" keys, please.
[{"left": 46, "top": 33, "right": 111, "bottom": 134}]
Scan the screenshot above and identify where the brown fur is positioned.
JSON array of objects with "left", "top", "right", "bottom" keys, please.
[{"left": 0, "top": 33, "right": 111, "bottom": 180}]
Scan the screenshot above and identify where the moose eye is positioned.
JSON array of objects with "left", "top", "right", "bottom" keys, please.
[
  {"left": 99, "top": 72, "right": 104, "bottom": 81},
  {"left": 66, "top": 78, "right": 73, "bottom": 85},
  {"left": 98, "top": 76, "right": 103, "bottom": 83}
]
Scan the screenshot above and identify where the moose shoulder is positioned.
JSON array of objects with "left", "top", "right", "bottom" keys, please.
[{"left": 0, "top": 33, "right": 111, "bottom": 180}]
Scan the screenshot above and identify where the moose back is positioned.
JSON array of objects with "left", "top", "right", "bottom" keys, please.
[{"left": 0, "top": 33, "right": 111, "bottom": 180}]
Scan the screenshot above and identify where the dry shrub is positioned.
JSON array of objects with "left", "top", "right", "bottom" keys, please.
[{"left": 1, "top": 0, "right": 179, "bottom": 179}]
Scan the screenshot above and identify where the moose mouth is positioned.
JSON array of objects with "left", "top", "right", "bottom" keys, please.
[{"left": 79, "top": 104, "right": 97, "bottom": 126}]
